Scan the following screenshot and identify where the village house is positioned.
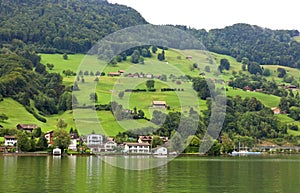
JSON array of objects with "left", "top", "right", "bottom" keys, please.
[
  {"left": 138, "top": 136, "right": 169, "bottom": 144},
  {"left": 108, "top": 72, "right": 121, "bottom": 77},
  {"left": 271, "top": 107, "right": 281, "bottom": 115},
  {"left": 124, "top": 143, "right": 150, "bottom": 154},
  {"left": 68, "top": 139, "right": 78, "bottom": 151},
  {"left": 118, "top": 70, "right": 125, "bottom": 74},
  {"left": 152, "top": 146, "right": 168, "bottom": 155},
  {"left": 104, "top": 140, "right": 117, "bottom": 152},
  {"left": 146, "top": 74, "right": 153, "bottom": 79},
  {"left": 17, "top": 124, "right": 38, "bottom": 132},
  {"left": 186, "top": 56, "right": 193, "bottom": 59},
  {"left": 44, "top": 130, "right": 54, "bottom": 145},
  {"left": 152, "top": 101, "right": 167, "bottom": 108},
  {"left": 86, "top": 134, "right": 104, "bottom": 152},
  {"left": 4, "top": 135, "right": 17, "bottom": 146}
]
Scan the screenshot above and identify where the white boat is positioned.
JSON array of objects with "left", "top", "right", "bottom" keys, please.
[{"left": 231, "top": 150, "right": 261, "bottom": 156}]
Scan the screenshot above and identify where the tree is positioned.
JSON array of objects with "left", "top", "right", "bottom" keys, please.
[
  {"left": 146, "top": 80, "right": 155, "bottom": 89},
  {"left": 118, "top": 91, "right": 124, "bottom": 99},
  {"left": 46, "top": 63, "right": 54, "bottom": 70},
  {"left": 277, "top": 68, "right": 286, "bottom": 78},
  {"left": 262, "top": 68, "right": 271, "bottom": 76},
  {"left": 151, "top": 110, "right": 166, "bottom": 125},
  {"left": 52, "top": 129, "right": 71, "bottom": 151},
  {"left": 170, "top": 132, "right": 184, "bottom": 153},
  {"left": 17, "top": 131, "right": 31, "bottom": 152},
  {"left": 151, "top": 136, "right": 163, "bottom": 148},
  {"left": 279, "top": 97, "right": 289, "bottom": 113},
  {"left": 220, "top": 134, "right": 234, "bottom": 154},
  {"left": 205, "top": 66, "right": 210, "bottom": 72},
  {"left": 32, "top": 127, "right": 42, "bottom": 138},
  {"left": 130, "top": 50, "right": 140, "bottom": 64},
  {"left": 63, "top": 53, "right": 68, "bottom": 60},
  {"left": 0, "top": 113, "right": 8, "bottom": 122},
  {"left": 90, "top": 92, "right": 98, "bottom": 102},
  {"left": 152, "top": 46, "right": 158, "bottom": 54},
  {"left": 157, "top": 50, "right": 165, "bottom": 61},
  {"left": 36, "top": 136, "right": 48, "bottom": 150},
  {"left": 220, "top": 58, "right": 230, "bottom": 70},
  {"left": 56, "top": 119, "right": 68, "bottom": 129},
  {"left": 248, "top": 62, "right": 262, "bottom": 75}
]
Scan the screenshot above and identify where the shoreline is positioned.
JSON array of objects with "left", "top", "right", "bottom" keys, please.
[{"left": 1, "top": 151, "right": 299, "bottom": 157}]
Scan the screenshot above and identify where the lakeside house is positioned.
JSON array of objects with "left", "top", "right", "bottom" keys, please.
[
  {"left": 104, "top": 140, "right": 117, "bottom": 152},
  {"left": 45, "top": 131, "right": 54, "bottom": 145},
  {"left": 152, "top": 101, "right": 167, "bottom": 108},
  {"left": 17, "top": 124, "right": 38, "bottom": 132},
  {"left": 68, "top": 139, "right": 78, "bottom": 151},
  {"left": 86, "top": 134, "right": 103, "bottom": 152},
  {"left": 124, "top": 143, "right": 150, "bottom": 154},
  {"left": 4, "top": 135, "right": 17, "bottom": 146}
]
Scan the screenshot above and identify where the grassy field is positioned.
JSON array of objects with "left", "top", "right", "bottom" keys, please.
[
  {"left": 226, "top": 87, "right": 281, "bottom": 107},
  {"left": 0, "top": 50, "right": 296, "bottom": 137}
]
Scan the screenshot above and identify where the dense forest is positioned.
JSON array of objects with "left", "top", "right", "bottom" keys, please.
[
  {"left": 180, "top": 24, "right": 300, "bottom": 68},
  {"left": 0, "top": 0, "right": 147, "bottom": 53}
]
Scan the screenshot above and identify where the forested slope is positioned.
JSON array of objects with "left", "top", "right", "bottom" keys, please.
[{"left": 0, "top": 0, "right": 147, "bottom": 53}]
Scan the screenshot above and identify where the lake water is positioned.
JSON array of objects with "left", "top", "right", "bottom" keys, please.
[{"left": 0, "top": 155, "right": 300, "bottom": 193}]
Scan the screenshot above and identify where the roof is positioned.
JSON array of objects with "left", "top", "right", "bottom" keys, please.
[
  {"left": 4, "top": 135, "right": 16, "bottom": 139},
  {"left": 108, "top": 72, "right": 121, "bottom": 76},
  {"left": 17, "top": 124, "right": 38, "bottom": 129},
  {"left": 124, "top": 143, "right": 150, "bottom": 146},
  {"left": 152, "top": 101, "right": 166, "bottom": 105}
]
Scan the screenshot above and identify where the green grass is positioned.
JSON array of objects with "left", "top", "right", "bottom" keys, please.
[
  {"left": 226, "top": 87, "right": 281, "bottom": 107},
  {"left": 293, "top": 36, "right": 300, "bottom": 42}
]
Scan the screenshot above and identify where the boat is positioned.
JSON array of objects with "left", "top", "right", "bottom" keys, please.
[
  {"left": 231, "top": 150, "right": 261, "bottom": 156},
  {"left": 231, "top": 142, "right": 261, "bottom": 156}
]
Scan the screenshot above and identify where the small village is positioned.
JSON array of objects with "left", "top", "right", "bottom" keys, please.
[{"left": 0, "top": 123, "right": 172, "bottom": 156}]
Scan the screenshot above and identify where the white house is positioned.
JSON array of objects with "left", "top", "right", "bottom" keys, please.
[
  {"left": 4, "top": 135, "right": 17, "bottom": 146},
  {"left": 124, "top": 143, "right": 150, "bottom": 154},
  {"left": 152, "top": 146, "right": 168, "bottom": 155},
  {"left": 104, "top": 141, "right": 117, "bottom": 152},
  {"left": 87, "top": 134, "right": 103, "bottom": 145},
  {"left": 87, "top": 134, "right": 104, "bottom": 152},
  {"left": 68, "top": 139, "right": 78, "bottom": 151}
]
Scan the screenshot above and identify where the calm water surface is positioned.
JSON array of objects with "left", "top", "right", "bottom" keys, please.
[{"left": 0, "top": 155, "right": 300, "bottom": 193}]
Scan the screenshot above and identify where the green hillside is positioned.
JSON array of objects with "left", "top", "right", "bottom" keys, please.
[{"left": 2, "top": 48, "right": 300, "bottom": 137}]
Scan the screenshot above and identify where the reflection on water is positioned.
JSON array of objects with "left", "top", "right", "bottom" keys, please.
[
  {"left": 0, "top": 155, "right": 300, "bottom": 193},
  {"left": 100, "top": 155, "right": 170, "bottom": 170}
]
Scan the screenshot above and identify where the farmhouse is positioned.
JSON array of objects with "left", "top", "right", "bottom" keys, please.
[
  {"left": 108, "top": 72, "right": 121, "bottom": 77},
  {"left": 271, "top": 107, "right": 281, "bottom": 115},
  {"left": 17, "top": 124, "right": 38, "bottom": 132},
  {"left": 152, "top": 101, "right": 167, "bottom": 108},
  {"left": 4, "top": 135, "right": 17, "bottom": 146},
  {"left": 186, "top": 56, "right": 193, "bottom": 59},
  {"left": 118, "top": 70, "right": 125, "bottom": 74},
  {"left": 124, "top": 143, "right": 150, "bottom": 154}
]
